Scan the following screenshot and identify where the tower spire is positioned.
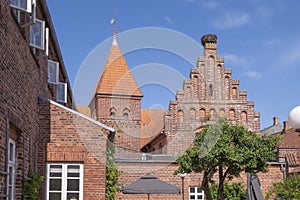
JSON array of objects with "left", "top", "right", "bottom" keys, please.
[{"left": 111, "top": 0, "right": 117, "bottom": 45}]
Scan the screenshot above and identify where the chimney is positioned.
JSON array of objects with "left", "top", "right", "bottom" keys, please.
[
  {"left": 273, "top": 116, "right": 279, "bottom": 125},
  {"left": 283, "top": 121, "right": 290, "bottom": 132}
]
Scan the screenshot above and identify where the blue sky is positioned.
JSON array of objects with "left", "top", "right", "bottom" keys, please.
[{"left": 47, "top": 0, "right": 300, "bottom": 129}]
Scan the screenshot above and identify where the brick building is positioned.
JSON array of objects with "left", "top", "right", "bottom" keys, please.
[
  {"left": 0, "top": 0, "right": 294, "bottom": 199},
  {"left": 0, "top": 0, "right": 112, "bottom": 199}
]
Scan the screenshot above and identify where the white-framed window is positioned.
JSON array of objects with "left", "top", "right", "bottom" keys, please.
[
  {"left": 30, "top": 18, "right": 45, "bottom": 50},
  {"left": 189, "top": 186, "right": 204, "bottom": 200},
  {"left": 47, "top": 163, "right": 84, "bottom": 200},
  {"left": 48, "top": 60, "right": 59, "bottom": 84},
  {"left": 7, "top": 139, "right": 16, "bottom": 200},
  {"left": 10, "top": 0, "right": 32, "bottom": 13},
  {"left": 56, "top": 82, "right": 67, "bottom": 103}
]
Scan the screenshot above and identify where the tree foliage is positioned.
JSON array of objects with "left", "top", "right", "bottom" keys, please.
[
  {"left": 22, "top": 169, "right": 44, "bottom": 200},
  {"left": 175, "top": 118, "right": 280, "bottom": 200},
  {"left": 106, "top": 139, "right": 120, "bottom": 200},
  {"left": 266, "top": 174, "right": 300, "bottom": 200},
  {"left": 210, "top": 182, "right": 246, "bottom": 200}
]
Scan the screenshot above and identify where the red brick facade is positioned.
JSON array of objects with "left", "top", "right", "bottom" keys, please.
[
  {"left": 38, "top": 98, "right": 109, "bottom": 199},
  {"left": 0, "top": 0, "right": 109, "bottom": 199}
]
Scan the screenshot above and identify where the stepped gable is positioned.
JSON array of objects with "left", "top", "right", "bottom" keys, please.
[{"left": 94, "top": 34, "right": 142, "bottom": 96}]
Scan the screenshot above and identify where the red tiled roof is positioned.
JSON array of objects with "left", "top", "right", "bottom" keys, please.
[
  {"left": 140, "top": 109, "right": 166, "bottom": 147},
  {"left": 94, "top": 38, "right": 142, "bottom": 96},
  {"left": 77, "top": 106, "right": 91, "bottom": 117}
]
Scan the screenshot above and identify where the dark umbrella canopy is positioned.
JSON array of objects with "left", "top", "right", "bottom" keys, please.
[{"left": 122, "top": 174, "right": 180, "bottom": 195}]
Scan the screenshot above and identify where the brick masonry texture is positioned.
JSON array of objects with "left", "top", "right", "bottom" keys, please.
[{"left": 38, "top": 99, "right": 108, "bottom": 199}]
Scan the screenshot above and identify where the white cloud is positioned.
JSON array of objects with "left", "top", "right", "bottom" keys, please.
[
  {"left": 163, "top": 16, "right": 175, "bottom": 25},
  {"left": 244, "top": 71, "right": 262, "bottom": 79},
  {"left": 213, "top": 12, "right": 250, "bottom": 29},
  {"left": 224, "top": 54, "right": 246, "bottom": 67}
]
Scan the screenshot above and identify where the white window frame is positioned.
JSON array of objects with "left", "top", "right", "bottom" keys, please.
[
  {"left": 46, "top": 163, "right": 84, "bottom": 200},
  {"left": 30, "top": 18, "right": 45, "bottom": 50},
  {"left": 48, "top": 60, "right": 59, "bottom": 84},
  {"left": 7, "top": 139, "right": 16, "bottom": 200},
  {"left": 10, "top": 0, "right": 32, "bottom": 13},
  {"left": 56, "top": 82, "right": 67, "bottom": 103},
  {"left": 189, "top": 186, "right": 204, "bottom": 200}
]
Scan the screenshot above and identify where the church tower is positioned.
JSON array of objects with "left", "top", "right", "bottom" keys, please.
[{"left": 89, "top": 30, "right": 143, "bottom": 152}]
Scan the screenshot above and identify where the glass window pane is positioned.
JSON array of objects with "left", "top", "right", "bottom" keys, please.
[
  {"left": 30, "top": 20, "right": 44, "bottom": 49},
  {"left": 197, "top": 187, "right": 202, "bottom": 193},
  {"left": 48, "top": 61, "right": 58, "bottom": 83},
  {"left": 68, "top": 165, "right": 80, "bottom": 177},
  {"left": 49, "top": 192, "right": 61, "bottom": 200},
  {"left": 56, "top": 83, "right": 67, "bottom": 103},
  {"left": 67, "top": 193, "right": 79, "bottom": 200},
  {"left": 10, "top": 0, "right": 28, "bottom": 10},
  {"left": 50, "top": 165, "right": 62, "bottom": 177},
  {"left": 9, "top": 142, "right": 14, "bottom": 161},
  {"left": 8, "top": 166, "right": 13, "bottom": 184},
  {"left": 198, "top": 195, "right": 203, "bottom": 199},
  {"left": 190, "top": 195, "right": 195, "bottom": 199},
  {"left": 67, "top": 179, "right": 79, "bottom": 191},
  {"left": 190, "top": 187, "right": 195, "bottom": 193},
  {"left": 50, "top": 179, "right": 61, "bottom": 191}
]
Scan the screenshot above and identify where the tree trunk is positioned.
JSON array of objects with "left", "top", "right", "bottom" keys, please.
[
  {"left": 202, "top": 171, "right": 213, "bottom": 200},
  {"left": 217, "top": 167, "right": 224, "bottom": 200}
]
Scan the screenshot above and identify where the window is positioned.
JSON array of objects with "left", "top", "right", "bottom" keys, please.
[
  {"left": 30, "top": 18, "right": 45, "bottom": 49},
  {"left": 10, "top": 0, "right": 32, "bottom": 13},
  {"left": 189, "top": 186, "right": 204, "bottom": 200},
  {"left": 123, "top": 113, "right": 128, "bottom": 120},
  {"left": 56, "top": 82, "right": 67, "bottom": 103},
  {"left": 123, "top": 108, "right": 130, "bottom": 120},
  {"left": 47, "top": 163, "right": 84, "bottom": 200},
  {"left": 7, "top": 139, "right": 16, "bottom": 200},
  {"left": 48, "top": 60, "right": 59, "bottom": 84},
  {"left": 177, "top": 110, "right": 183, "bottom": 123}
]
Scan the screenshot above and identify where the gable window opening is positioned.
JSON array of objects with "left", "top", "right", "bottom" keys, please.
[
  {"left": 30, "top": 18, "right": 45, "bottom": 50},
  {"left": 10, "top": 0, "right": 32, "bottom": 13}
]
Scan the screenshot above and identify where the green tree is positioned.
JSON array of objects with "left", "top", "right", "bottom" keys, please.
[
  {"left": 22, "top": 169, "right": 44, "bottom": 200},
  {"left": 106, "top": 139, "right": 120, "bottom": 200},
  {"left": 266, "top": 174, "right": 300, "bottom": 200},
  {"left": 175, "top": 118, "right": 279, "bottom": 200},
  {"left": 210, "top": 182, "right": 246, "bottom": 200}
]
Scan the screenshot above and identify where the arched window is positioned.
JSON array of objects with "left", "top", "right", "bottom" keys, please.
[
  {"left": 199, "top": 108, "right": 206, "bottom": 119},
  {"left": 209, "top": 108, "right": 216, "bottom": 119},
  {"left": 177, "top": 110, "right": 184, "bottom": 123},
  {"left": 229, "top": 109, "right": 235, "bottom": 120},
  {"left": 232, "top": 87, "right": 237, "bottom": 100},
  {"left": 219, "top": 109, "right": 225, "bottom": 117},
  {"left": 109, "top": 107, "right": 117, "bottom": 119},
  {"left": 209, "top": 84, "right": 213, "bottom": 98},
  {"left": 189, "top": 108, "right": 196, "bottom": 118},
  {"left": 186, "top": 86, "right": 192, "bottom": 98},
  {"left": 241, "top": 111, "right": 247, "bottom": 122},
  {"left": 123, "top": 108, "right": 130, "bottom": 120},
  {"left": 225, "top": 76, "right": 230, "bottom": 100}
]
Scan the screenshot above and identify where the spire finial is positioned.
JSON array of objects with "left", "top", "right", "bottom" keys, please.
[{"left": 111, "top": 0, "right": 117, "bottom": 45}]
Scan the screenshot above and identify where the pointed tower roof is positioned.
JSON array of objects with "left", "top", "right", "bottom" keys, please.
[{"left": 94, "top": 32, "right": 142, "bottom": 97}]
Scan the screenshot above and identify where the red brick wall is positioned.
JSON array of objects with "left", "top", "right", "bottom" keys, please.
[
  {"left": 38, "top": 99, "right": 108, "bottom": 199},
  {"left": 116, "top": 161, "right": 283, "bottom": 200}
]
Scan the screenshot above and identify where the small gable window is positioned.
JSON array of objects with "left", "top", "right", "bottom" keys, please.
[
  {"left": 56, "top": 83, "right": 67, "bottom": 103},
  {"left": 10, "top": 0, "right": 32, "bottom": 13},
  {"left": 48, "top": 60, "right": 59, "bottom": 84},
  {"left": 30, "top": 18, "right": 45, "bottom": 50}
]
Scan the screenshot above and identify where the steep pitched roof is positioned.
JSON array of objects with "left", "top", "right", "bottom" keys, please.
[
  {"left": 94, "top": 35, "right": 142, "bottom": 96},
  {"left": 140, "top": 109, "right": 166, "bottom": 148}
]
